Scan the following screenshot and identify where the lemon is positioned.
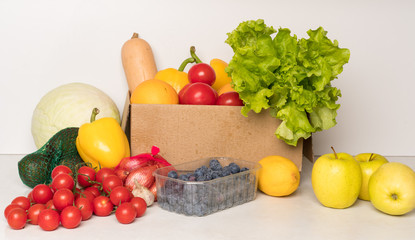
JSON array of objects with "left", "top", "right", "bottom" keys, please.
[
  {"left": 258, "top": 155, "right": 300, "bottom": 197},
  {"left": 130, "top": 79, "right": 179, "bottom": 104}
]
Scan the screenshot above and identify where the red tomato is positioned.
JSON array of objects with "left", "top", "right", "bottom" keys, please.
[
  {"left": 77, "top": 166, "right": 96, "bottom": 187},
  {"left": 60, "top": 206, "right": 82, "bottom": 229},
  {"left": 178, "top": 83, "right": 191, "bottom": 100},
  {"left": 85, "top": 185, "right": 101, "bottom": 198},
  {"left": 51, "top": 173, "right": 74, "bottom": 192},
  {"left": 102, "top": 175, "right": 123, "bottom": 194},
  {"left": 45, "top": 199, "right": 58, "bottom": 212},
  {"left": 75, "top": 189, "right": 95, "bottom": 203},
  {"left": 27, "top": 203, "right": 46, "bottom": 225},
  {"left": 92, "top": 196, "right": 113, "bottom": 216},
  {"left": 53, "top": 188, "right": 74, "bottom": 211},
  {"left": 188, "top": 63, "right": 216, "bottom": 86},
  {"left": 4, "top": 203, "right": 23, "bottom": 219},
  {"left": 179, "top": 82, "right": 218, "bottom": 105},
  {"left": 11, "top": 196, "right": 31, "bottom": 210},
  {"left": 51, "top": 165, "right": 72, "bottom": 179},
  {"left": 130, "top": 197, "right": 147, "bottom": 218},
  {"left": 75, "top": 197, "right": 93, "bottom": 221},
  {"left": 7, "top": 208, "right": 27, "bottom": 230},
  {"left": 96, "top": 168, "right": 115, "bottom": 183},
  {"left": 38, "top": 209, "right": 60, "bottom": 231},
  {"left": 115, "top": 202, "right": 136, "bottom": 224},
  {"left": 109, "top": 186, "right": 132, "bottom": 206},
  {"left": 32, "top": 184, "right": 54, "bottom": 204},
  {"left": 27, "top": 191, "right": 35, "bottom": 204},
  {"left": 216, "top": 92, "right": 244, "bottom": 106}
]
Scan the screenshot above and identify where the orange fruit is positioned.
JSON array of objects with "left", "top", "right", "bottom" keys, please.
[
  {"left": 258, "top": 155, "right": 300, "bottom": 197},
  {"left": 130, "top": 79, "right": 179, "bottom": 104},
  {"left": 217, "top": 83, "right": 236, "bottom": 96}
]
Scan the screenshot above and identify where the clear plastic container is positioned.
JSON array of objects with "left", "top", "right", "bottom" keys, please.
[{"left": 153, "top": 157, "right": 261, "bottom": 217}]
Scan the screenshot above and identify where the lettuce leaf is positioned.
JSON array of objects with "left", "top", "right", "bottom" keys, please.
[{"left": 225, "top": 19, "right": 350, "bottom": 146}]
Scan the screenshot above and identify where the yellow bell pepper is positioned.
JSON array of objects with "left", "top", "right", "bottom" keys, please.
[
  {"left": 76, "top": 108, "right": 130, "bottom": 170},
  {"left": 210, "top": 58, "right": 232, "bottom": 91},
  {"left": 155, "top": 55, "right": 195, "bottom": 93}
]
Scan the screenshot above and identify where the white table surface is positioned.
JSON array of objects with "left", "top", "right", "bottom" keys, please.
[{"left": 1, "top": 154, "right": 414, "bottom": 240}]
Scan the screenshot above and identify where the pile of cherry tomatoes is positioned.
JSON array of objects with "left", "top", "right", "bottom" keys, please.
[{"left": 4, "top": 165, "right": 147, "bottom": 231}]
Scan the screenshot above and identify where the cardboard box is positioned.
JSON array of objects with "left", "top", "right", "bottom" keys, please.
[{"left": 121, "top": 95, "right": 313, "bottom": 171}]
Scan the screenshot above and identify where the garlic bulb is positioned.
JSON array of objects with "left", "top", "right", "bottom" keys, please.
[{"left": 132, "top": 179, "right": 155, "bottom": 206}]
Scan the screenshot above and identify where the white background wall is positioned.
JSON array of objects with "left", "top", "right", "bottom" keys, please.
[{"left": 1, "top": 0, "right": 414, "bottom": 156}]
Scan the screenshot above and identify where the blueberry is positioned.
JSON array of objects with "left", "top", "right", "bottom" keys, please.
[
  {"left": 222, "top": 166, "right": 232, "bottom": 176},
  {"left": 168, "top": 170, "right": 179, "bottom": 179},
  {"left": 211, "top": 171, "right": 222, "bottom": 179},
  {"left": 240, "top": 167, "right": 249, "bottom": 172},
  {"left": 228, "top": 163, "right": 241, "bottom": 174},
  {"left": 188, "top": 175, "right": 197, "bottom": 181},
  {"left": 209, "top": 159, "right": 222, "bottom": 171},
  {"left": 179, "top": 174, "right": 189, "bottom": 181}
]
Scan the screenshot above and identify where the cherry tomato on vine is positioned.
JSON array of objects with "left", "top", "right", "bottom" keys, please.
[
  {"left": 7, "top": 208, "right": 27, "bottom": 230},
  {"left": 188, "top": 63, "right": 216, "bottom": 86},
  {"left": 53, "top": 188, "right": 74, "bottom": 211},
  {"left": 85, "top": 185, "right": 101, "bottom": 198},
  {"left": 216, "top": 92, "right": 244, "bottom": 106},
  {"left": 96, "top": 168, "right": 115, "bottom": 184},
  {"left": 92, "top": 196, "right": 113, "bottom": 216},
  {"left": 45, "top": 199, "right": 58, "bottom": 212},
  {"left": 51, "top": 165, "right": 72, "bottom": 179},
  {"left": 110, "top": 186, "right": 132, "bottom": 206},
  {"left": 102, "top": 175, "right": 123, "bottom": 194},
  {"left": 77, "top": 166, "right": 96, "bottom": 187},
  {"left": 75, "top": 189, "right": 95, "bottom": 203},
  {"left": 179, "top": 82, "right": 218, "bottom": 105},
  {"left": 51, "top": 173, "right": 74, "bottom": 192},
  {"left": 115, "top": 202, "right": 136, "bottom": 224},
  {"left": 60, "top": 206, "right": 82, "bottom": 229},
  {"left": 11, "top": 196, "right": 31, "bottom": 210},
  {"left": 4, "top": 203, "right": 23, "bottom": 219},
  {"left": 32, "top": 184, "right": 53, "bottom": 204},
  {"left": 27, "top": 203, "right": 46, "bottom": 225},
  {"left": 75, "top": 197, "right": 93, "bottom": 221},
  {"left": 130, "top": 197, "right": 147, "bottom": 218},
  {"left": 38, "top": 209, "right": 60, "bottom": 231}
]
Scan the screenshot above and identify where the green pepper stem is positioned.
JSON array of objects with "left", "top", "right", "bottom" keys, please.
[
  {"left": 178, "top": 57, "right": 196, "bottom": 72},
  {"left": 190, "top": 46, "right": 202, "bottom": 63},
  {"left": 90, "top": 108, "right": 100, "bottom": 123}
]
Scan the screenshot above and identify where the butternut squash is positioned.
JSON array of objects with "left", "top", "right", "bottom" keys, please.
[{"left": 121, "top": 33, "right": 158, "bottom": 93}]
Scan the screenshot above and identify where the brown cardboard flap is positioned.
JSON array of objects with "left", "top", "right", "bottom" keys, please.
[{"left": 128, "top": 104, "right": 308, "bottom": 171}]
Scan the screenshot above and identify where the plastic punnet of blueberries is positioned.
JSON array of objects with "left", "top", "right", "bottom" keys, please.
[{"left": 153, "top": 157, "right": 260, "bottom": 217}]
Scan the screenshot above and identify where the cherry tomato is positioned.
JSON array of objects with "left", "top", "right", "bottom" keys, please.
[
  {"left": 102, "top": 175, "right": 123, "bottom": 194},
  {"left": 51, "top": 173, "right": 74, "bottom": 192},
  {"left": 75, "top": 189, "right": 95, "bottom": 203},
  {"left": 53, "top": 188, "right": 74, "bottom": 211},
  {"left": 75, "top": 197, "right": 93, "bottom": 221},
  {"left": 216, "top": 92, "right": 244, "bottom": 106},
  {"left": 188, "top": 63, "right": 216, "bottom": 86},
  {"left": 45, "top": 199, "right": 58, "bottom": 211},
  {"left": 93, "top": 196, "right": 113, "bottom": 216},
  {"left": 179, "top": 82, "right": 218, "bottom": 105},
  {"left": 7, "top": 208, "right": 27, "bottom": 230},
  {"left": 60, "top": 206, "right": 82, "bottom": 229},
  {"left": 4, "top": 203, "right": 23, "bottom": 219},
  {"left": 27, "top": 191, "right": 35, "bottom": 204},
  {"left": 32, "top": 184, "right": 53, "bottom": 204},
  {"left": 130, "top": 197, "right": 147, "bottom": 218},
  {"left": 85, "top": 185, "right": 101, "bottom": 198},
  {"left": 77, "top": 166, "right": 96, "bottom": 187},
  {"left": 11, "top": 196, "right": 31, "bottom": 210},
  {"left": 38, "top": 209, "right": 60, "bottom": 231},
  {"left": 27, "top": 203, "right": 46, "bottom": 225},
  {"left": 115, "top": 202, "right": 136, "bottom": 224},
  {"left": 51, "top": 165, "right": 72, "bottom": 179},
  {"left": 96, "top": 168, "right": 115, "bottom": 184},
  {"left": 110, "top": 186, "right": 132, "bottom": 206},
  {"left": 178, "top": 83, "right": 191, "bottom": 100}
]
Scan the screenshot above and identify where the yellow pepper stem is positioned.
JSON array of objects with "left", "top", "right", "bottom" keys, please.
[{"left": 90, "top": 108, "right": 100, "bottom": 123}]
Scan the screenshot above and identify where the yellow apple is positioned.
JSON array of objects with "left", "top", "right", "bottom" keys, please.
[
  {"left": 368, "top": 162, "right": 415, "bottom": 215},
  {"left": 312, "top": 148, "right": 362, "bottom": 209},
  {"left": 355, "top": 153, "right": 388, "bottom": 201}
]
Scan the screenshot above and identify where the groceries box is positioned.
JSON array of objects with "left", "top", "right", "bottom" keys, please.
[{"left": 121, "top": 95, "right": 313, "bottom": 171}]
